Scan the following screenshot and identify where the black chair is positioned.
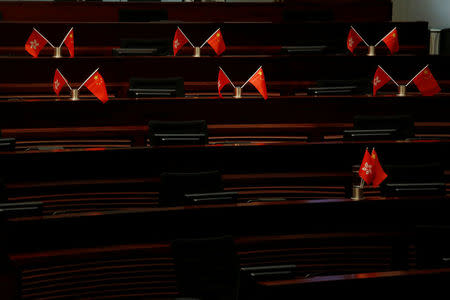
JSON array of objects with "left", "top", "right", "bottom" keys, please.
[
  {"left": 118, "top": 9, "right": 168, "bottom": 22},
  {"left": 129, "top": 77, "right": 184, "bottom": 98},
  {"left": 159, "top": 170, "right": 225, "bottom": 206},
  {"left": 148, "top": 120, "right": 207, "bottom": 146},
  {"left": 380, "top": 162, "right": 445, "bottom": 196},
  {"left": 171, "top": 235, "right": 241, "bottom": 300},
  {"left": 344, "top": 115, "right": 415, "bottom": 140},
  {"left": 113, "top": 39, "right": 171, "bottom": 56}
]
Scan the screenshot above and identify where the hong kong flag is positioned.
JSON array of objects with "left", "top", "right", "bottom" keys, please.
[
  {"left": 53, "top": 69, "right": 69, "bottom": 96},
  {"left": 25, "top": 28, "right": 48, "bottom": 58},
  {"left": 381, "top": 27, "right": 399, "bottom": 54},
  {"left": 83, "top": 69, "right": 109, "bottom": 103},
  {"left": 173, "top": 27, "right": 190, "bottom": 56},
  {"left": 205, "top": 29, "right": 226, "bottom": 56},
  {"left": 218, "top": 67, "right": 233, "bottom": 98},
  {"left": 373, "top": 66, "right": 392, "bottom": 96},
  {"left": 359, "top": 148, "right": 374, "bottom": 185},
  {"left": 247, "top": 67, "right": 268, "bottom": 100},
  {"left": 62, "top": 28, "right": 74, "bottom": 58},
  {"left": 347, "top": 26, "right": 364, "bottom": 54},
  {"left": 370, "top": 148, "right": 387, "bottom": 187},
  {"left": 412, "top": 66, "right": 441, "bottom": 96}
]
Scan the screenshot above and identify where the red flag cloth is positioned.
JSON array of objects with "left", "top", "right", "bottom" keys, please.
[
  {"left": 347, "top": 27, "right": 363, "bottom": 54},
  {"left": 63, "top": 28, "right": 74, "bottom": 58},
  {"left": 373, "top": 66, "right": 392, "bottom": 96},
  {"left": 173, "top": 28, "right": 189, "bottom": 56},
  {"left": 359, "top": 148, "right": 374, "bottom": 185},
  {"left": 370, "top": 149, "right": 388, "bottom": 187},
  {"left": 206, "top": 29, "right": 226, "bottom": 56},
  {"left": 53, "top": 69, "right": 67, "bottom": 96},
  {"left": 218, "top": 68, "right": 232, "bottom": 98},
  {"left": 382, "top": 28, "right": 399, "bottom": 54},
  {"left": 85, "top": 71, "right": 109, "bottom": 103},
  {"left": 248, "top": 67, "right": 268, "bottom": 100},
  {"left": 413, "top": 66, "right": 441, "bottom": 96},
  {"left": 25, "top": 28, "right": 48, "bottom": 58}
]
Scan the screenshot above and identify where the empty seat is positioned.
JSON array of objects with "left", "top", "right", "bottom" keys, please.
[
  {"left": 148, "top": 120, "right": 207, "bottom": 146},
  {"left": 129, "top": 77, "right": 185, "bottom": 98}
]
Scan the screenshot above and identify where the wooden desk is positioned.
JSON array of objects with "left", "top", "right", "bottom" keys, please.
[{"left": 0, "top": 1, "right": 392, "bottom": 22}]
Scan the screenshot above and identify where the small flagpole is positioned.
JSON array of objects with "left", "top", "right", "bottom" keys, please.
[
  {"left": 378, "top": 65, "right": 399, "bottom": 87},
  {"left": 219, "top": 67, "right": 235, "bottom": 88},
  {"left": 406, "top": 64, "right": 429, "bottom": 87},
  {"left": 375, "top": 27, "right": 397, "bottom": 47},
  {"left": 351, "top": 26, "right": 369, "bottom": 47},
  {"left": 177, "top": 27, "right": 195, "bottom": 48},
  {"left": 241, "top": 66, "right": 262, "bottom": 89},
  {"left": 59, "top": 27, "right": 73, "bottom": 48},
  {"left": 78, "top": 67, "right": 99, "bottom": 90},
  {"left": 33, "top": 27, "right": 55, "bottom": 48},
  {"left": 200, "top": 28, "right": 220, "bottom": 49}
]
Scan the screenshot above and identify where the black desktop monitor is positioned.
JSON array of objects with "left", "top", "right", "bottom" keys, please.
[
  {"left": 344, "top": 115, "right": 415, "bottom": 140},
  {"left": 113, "top": 39, "right": 171, "bottom": 56},
  {"left": 148, "top": 120, "right": 208, "bottom": 146},
  {"left": 380, "top": 162, "right": 445, "bottom": 196},
  {"left": 129, "top": 77, "right": 184, "bottom": 98},
  {"left": 159, "top": 170, "right": 228, "bottom": 206}
]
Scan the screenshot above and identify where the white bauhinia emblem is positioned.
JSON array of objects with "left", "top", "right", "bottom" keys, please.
[
  {"left": 54, "top": 80, "right": 60, "bottom": 90},
  {"left": 174, "top": 39, "right": 179, "bottom": 48},
  {"left": 218, "top": 80, "right": 221, "bottom": 88},
  {"left": 362, "top": 162, "right": 373, "bottom": 175},
  {"left": 30, "top": 39, "right": 39, "bottom": 50},
  {"left": 374, "top": 76, "right": 381, "bottom": 86},
  {"left": 348, "top": 38, "right": 353, "bottom": 48}
]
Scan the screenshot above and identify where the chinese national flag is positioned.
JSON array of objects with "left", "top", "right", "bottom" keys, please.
[
  {"left": 359, "top": 148, "right": 374, "bottom": 185},
  {"left": 85, "top": 70, "right": 109, "bottom": 103},
  {"left": 218, "top": 68, "right": 232, "bottom": 98},
  {"left": 173, "top": 27, "right": 189, "bottom": 56},
  {"left": 370, "top": 149, "right": 387, "bottom": 187},
  {"left": 373, "top": 66, "right": 392, "bottom": 96},
  {"left": 413, "top": 66, "right": 441, "bottom": 96},
  {"left": 206, "top": 29, "right": 226, "bottom": 56},
  {"left": 25, "top": 28, "right": 48, "bottom": 58},
  {"left": 347, "top": 27, "right": 363, "bottom": 54},
  {"left": 63, "top": 28, "right": 74, "bottom": 58},
  {"left": 53, "top": 69, "right": 68, "bottom": 96},
  {"left": 248, "top": 67, "right": 268, "bottom": 100},
  {"left": 382, "top": 28, "right": 399, "bottom": 54}
]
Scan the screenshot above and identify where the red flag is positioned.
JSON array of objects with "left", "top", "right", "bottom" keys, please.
[
  {"left": 218, "top": 68, "right": 232, "bottom": 98},
  {"left": 247, "top": 67, "right": 268, "bottom": 100},
  {"left": 347, "top": 27, "right": 364, "bottom": 54},
  {"left": 53, "top": 69, "right": 68, "bottom": 96},
  {"left": 173, "top": 27, "right": 189, "bottom": 56},
  {"left": 25, "top": 28, "right": 48, "bottom": 58},
  {"left": 373, "top": 66, "right": 392, "bottom": 96},
  {"left": 382, "top": 28, "right": 399, "bottom": 54},
  {"left": 206, "top": 29, "right": 226, "bottom": 56},
  {"left": 412, "top": 66, "right": 441, "bottom": 96},
  {"left": 84, "top": 70, "right": 109, "bottom": 103},
  {"left": 63, "top": 28, "right": 74, "bottom": 58},
  {"left": 370, "top": 149, "right": 387, "bottom": 187},
  {"left": 359, "top": 148, "right": 374, "bottom": 185}
]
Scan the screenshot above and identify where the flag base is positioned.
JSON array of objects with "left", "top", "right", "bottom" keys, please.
[
  {"left": 70, "top": 89, "right": 79, "bottom": 101},
  {"left": 193, "top": 47, "right": 201, "bottom": 57},
  {"left": 351, "top": 185, "right": 365, "bottom": 201},
  {"left": 53, "top": 47, "right": 62, "bottom": 58},
  {"left": 233, "top": 87, "right": 242, "bottom": 98},
  {"left": 367, "top": 46, "right": 376, "bottom": 56},
  {"left": 397, "top": 85, "right": 406, "bottom": 97}
]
